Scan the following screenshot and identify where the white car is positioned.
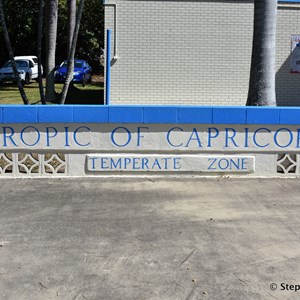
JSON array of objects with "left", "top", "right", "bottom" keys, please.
[{"left": 0, "top": 56, "right": 42, "bottom": 84}]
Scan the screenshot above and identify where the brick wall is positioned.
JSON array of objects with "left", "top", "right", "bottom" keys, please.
[{"left": 104, "top": 0, "right": 300, "bottom": 106}]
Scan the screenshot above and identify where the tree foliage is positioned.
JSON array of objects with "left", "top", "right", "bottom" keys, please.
[
  {"left": 0, "top": 0, "right": 104, "bottom": 74},
  {"left": 0, "top": 0, "right": 29, "bottom": 104}
]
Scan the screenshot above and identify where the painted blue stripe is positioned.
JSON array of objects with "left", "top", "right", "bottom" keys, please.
[{"left": 1, "top": 105, "right": 300, "bottom": 125}]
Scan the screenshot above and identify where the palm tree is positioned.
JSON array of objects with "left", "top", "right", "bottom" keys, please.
[
  {"left": 0, "top": 0, "right": 29, "bottom": 105},
  {"left": 45, "top": 0, "right": 58, "bottom": 103},
  {"left": 37, "top": 0, "right": 46, "bottom": 104},
  {"left": 59, "top": 0, "right": 85, "bottom": 105},
  {"left": 67, "top": 0, "right": 76, "bottom": 58},
  {"left": 247, "top": 0, "right": 277, "bottom": 106}
]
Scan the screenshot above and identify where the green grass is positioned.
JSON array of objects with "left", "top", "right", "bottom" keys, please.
[{"left": 0, "top": 81, "right": 104, "bottom": 105}]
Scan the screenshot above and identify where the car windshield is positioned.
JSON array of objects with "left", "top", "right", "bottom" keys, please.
[
  {"left": 60, "top": 61, "right": 83, "bottom": 68},
  {"left": 75, "top": 62, "right": 83, "bottom": 68},
  {"left": 3, "top": 60, "right": 28, "bottom": 68}
]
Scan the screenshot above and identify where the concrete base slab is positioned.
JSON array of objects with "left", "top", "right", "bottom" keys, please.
[{"left": 0, "top": 178, "right": 299, "bottom": 299}]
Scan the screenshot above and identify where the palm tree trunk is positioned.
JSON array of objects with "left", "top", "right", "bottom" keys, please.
[
  {"left": 59, "top": 0, "right": 85, "bottom": 105},
  {"left": 247, "top": 0, "right": 277, "bottom": 106},
  {"left": 67, "top": 0, "right": 76, "bottom": 58},
  {"left": 0, "top": 0, "right": 29, "bottom": 105},
  {"left": 37, "top": 0, "right": 46, "bottom": 104},
  {"left": 45, "top": 0, "right": 58, "bottom": 103}
]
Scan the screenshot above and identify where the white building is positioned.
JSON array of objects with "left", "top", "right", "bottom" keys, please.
[{"left": 104, "top": 0, "right": 300, "bottom": 106}]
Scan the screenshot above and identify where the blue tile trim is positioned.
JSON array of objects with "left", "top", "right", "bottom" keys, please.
[
  {"left": 108, "top": 106, "right": 144, "bottom": 123},
  {"left": 74, "top": 106, "right": 109, "bottom": 123},
  {"left": 280, "top": 108, "right": 300, "bottom": 125},
  {"left": 213, "top": 107, "right": 247, "bottom": 124},
  {"left": 144, "top": 107, "right": 178, "bottom": 124},
  {"left": 3, "top": 106, "right": 37, "bottom": 123},
  {"left": 247, "top": 107, "right": 280, "bottom": 125},
  {"left": 38, "top": 106, "right": 74, "bottom": 123},
  {"left": 178, "top": 107, "right": 213, "bottom": 124},
  {"left": 1, "top": 105, "right": 300, "bottom": 125}
]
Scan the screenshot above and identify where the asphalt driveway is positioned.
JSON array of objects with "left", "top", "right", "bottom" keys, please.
[{"left": 0, "top": 177, "right": 299, "bottom": 299}]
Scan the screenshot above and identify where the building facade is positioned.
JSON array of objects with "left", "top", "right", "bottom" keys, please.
[{"left": 104, "top": 0, "right": 300, "bottom": 106}]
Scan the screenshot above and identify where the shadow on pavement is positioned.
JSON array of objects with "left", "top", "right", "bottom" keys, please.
[{"left": 64, "top": 82, "right": 104, "bottom": 105}]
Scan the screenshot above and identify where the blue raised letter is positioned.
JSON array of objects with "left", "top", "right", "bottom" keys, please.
[
  {"left": 244, "top": 128, "right": 249, "bottom": 148},
  {"left": 297, "top": 129, "right": 300, "bottom": 148},
  {"left": 111, "top": 127, "right": 131, "bottom": 147},
  {"left": 185, "top": 128, "right": 202, "bottom": 148},
  {"left": 20, "top": 126, "right": 40, "bottom": 146},
  {"left": 218, "top": 158, "right": 229, "bottom": 170},
  {"left": 89, "top": 157, "right": 97, "bottom": 170},
  {"left": 208, "top": 158, "right": 217, "bottom": 170},
  {"left": 253, "top": 128, "right": 270, "bottom": 148},
  {"left": 46, "top": 127, "right": 58, "bottom": 147},
  {"left": 64, "top": 127, "right": 70, "bottom": 147},
  {"left": 241, "top": 158, "right": 247, "bottom": 170},
  {"left": 174, "top": 158, "right": 181, "bottom": 170},
  {"left": 2, "top": 127, "right": 17, "bottom": 147},
  {"left": 74, "top": 126, "right": 91, "bottom": 147},
  {"left": 101, "top": 157, "right": 109, "bottom": 169},
  {"left": 167, "top": 127, "right": 183, "bottom": 147},
  {"left": 225, "top": 128, "right": 238, "bottom": 148},
  {"left": 208, "top": 128, "right": 219, "bottom": 147},
  {"left": 137, "top": 127, "right": 149, "bottom": 147},
  {"left": 274, "top": 128, "right": 293, "bottom": 148}
]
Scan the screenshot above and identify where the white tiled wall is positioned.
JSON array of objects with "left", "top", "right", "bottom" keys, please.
[{"left": 105, "top": 0, "right": 300, "bottom": 106}]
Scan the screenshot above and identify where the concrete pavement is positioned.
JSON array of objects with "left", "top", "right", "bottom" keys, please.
[{"left": 0, "top": 177, "right": 299, "bottom": 299}]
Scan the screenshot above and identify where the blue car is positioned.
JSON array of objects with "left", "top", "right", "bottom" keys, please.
[{"left": 55, "top": 59, "right": 92, "bottom": 85}]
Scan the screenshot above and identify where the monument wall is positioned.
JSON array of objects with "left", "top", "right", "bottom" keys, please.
[{"left": 0, "top": 105, "right": 299, "bottom": 177}]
